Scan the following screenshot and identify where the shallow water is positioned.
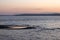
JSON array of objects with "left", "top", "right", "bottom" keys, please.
[
  {"left": 0, "top": 16, "right": 60, "bottom": 40},
  {"left": 0, "top": 28, "right": 60, "bottom": 40}
]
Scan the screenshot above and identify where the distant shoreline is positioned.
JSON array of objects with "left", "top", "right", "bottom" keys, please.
[
  {"left": 14, "top": 14, "right": 60, "bottom": 16},
  {"left": 1, "top": 14, "right": 60, "bottom": 16}
]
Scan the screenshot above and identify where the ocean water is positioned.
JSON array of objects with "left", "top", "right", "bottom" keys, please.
[{"left": 0, "top": 16, "right": 60, "bottom": 40}]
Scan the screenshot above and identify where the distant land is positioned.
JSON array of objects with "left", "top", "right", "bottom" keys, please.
[
  {"left": 0, "top": 13, "right": 60, "bottom": 16},
  {"left": 14, "top": 13, "right": 60, "bottom": 16}
]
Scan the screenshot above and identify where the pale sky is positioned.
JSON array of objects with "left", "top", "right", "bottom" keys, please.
[{"left": 0, "top": 0, "right": 60, "bottom": 15}]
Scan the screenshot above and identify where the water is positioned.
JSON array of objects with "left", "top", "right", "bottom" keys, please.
[
  {"left": 0, "top": 16, "right": 60, "bottom": 40},
  {"left": 0, "top": 16, "right": 60, "bottom": 28}
]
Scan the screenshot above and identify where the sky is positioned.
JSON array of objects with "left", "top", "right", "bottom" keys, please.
[{"left": 0, "top": 0, "right": 60, "bottom": 15}]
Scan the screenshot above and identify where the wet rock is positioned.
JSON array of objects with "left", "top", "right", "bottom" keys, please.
[
  {"left": 0, "top": 25, "right": 9, "bottom": 29},
  {"left": 22, "top": 27, "right": 36, "bottom": 29},
  {"left": 0, "top": 25, "right": 36, "bottom": 30}
]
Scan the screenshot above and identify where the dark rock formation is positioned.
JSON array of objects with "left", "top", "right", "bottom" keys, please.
[
  {"left": 0, "top": 25, "right": 9, "bottom": 29},
  {"left": 22, "top": 27, "right": 36, "bottom": 29},
  {"left": 0, "top": 25, "right": 36, "bottom": 29}
]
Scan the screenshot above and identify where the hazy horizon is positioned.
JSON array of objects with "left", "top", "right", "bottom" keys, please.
[{"left": 0, "top": 0, "right": 60, "bottom": 15}]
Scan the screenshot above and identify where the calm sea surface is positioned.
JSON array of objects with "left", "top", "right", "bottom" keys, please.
[
  {"left": 0, "top": 16, "right": 60, "bottom": 40},
  {"left": 0, "top": 16, "right": 60, "bottom": 28}
]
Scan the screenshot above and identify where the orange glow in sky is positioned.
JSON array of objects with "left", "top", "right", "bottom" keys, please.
[{"left": 0, "top": 0, "right": 60, "bottom": 15}]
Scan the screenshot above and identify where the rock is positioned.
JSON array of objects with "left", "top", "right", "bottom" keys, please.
[
  {"left": 0, "top": 25, "right": 9, "bottom": 29},
  {"left": 22, "top": 27, "right": 36, "bottom": 29}
]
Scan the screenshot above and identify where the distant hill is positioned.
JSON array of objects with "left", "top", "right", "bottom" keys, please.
[
  {"left": 0, "top": 13, "right": 60, "bottom": 16},
  {"left": 14, "top": 13, "right": 60, "bottom": 16}
]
